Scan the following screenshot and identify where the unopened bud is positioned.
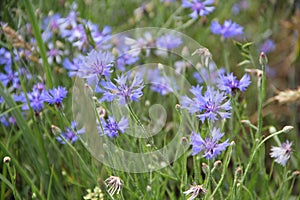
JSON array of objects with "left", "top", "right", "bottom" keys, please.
[
  {"left": 269, "top": 126, "right": 277, "bottom": 134},
  {"left": 145, "top": 100, "right": 151, "bottom": 106},
  {"left": 158, "top": 63, "right": 164, "bottom": 70},
  {"left": 282, "top": 126, "right": 294, "bottom": 133},
  {"left": 181, "top": 137, "right": 188, "bottom": 145},
  {"left": 146, "top": 185, "right": 152, "bottom": 191},
  {"left": 175, "top": 104, "right": 181, "bottom": 111},
  {"left": 235, "top": 166, "right": 243, "bottom": 176},
  {"left": 51, "top": 125, "right": 62, "bottom": 135},
  {"left": 146, "top": 143, "right": 151, "bottom": 148},
  {"left": 214, "top": 160, "right": 222, "bottom": 169},
  {"left": 241, "top": 120, "right": 251, "bottom": 126},
  {"left": 202, "top": 163, "right": 209, "bottom": 174},
  {"left": 97, "top": 106, "right": 106, "bottom": 118},
  {"left": 84, "top": 83, "right": 94, "bottom": 95},
  {"left": 259, "top": 52, "right": 268, "bottom": 66},
  {"left": 3, "top": 156, "right": 11, "bottom": 164},
  {"left": 292, "top": 171, "right": 300, "bottom": 177}
]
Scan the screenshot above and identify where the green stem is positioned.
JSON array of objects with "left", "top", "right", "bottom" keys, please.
[
  {"left": 211, "top": 144, "right": 233, "bottom": 198},
  {"left": 238, "top": 128, "right": 288, "bottom": 194},
  {"left": 257, "top": 62, "right": 266, "bottom": 138},
  {"left": 23, "top": 0, "right": 53, "bottom": 88}
]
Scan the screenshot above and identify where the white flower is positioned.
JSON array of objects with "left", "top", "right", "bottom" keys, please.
[
  {"left": 270, "top": 140, "right": 293, "bottom": 166},
  {"left": 104, "top": 176, "right": 123, "bottom": 196},
  {"left": 183, "top": 184, "right": 207, "bottom": 200}
]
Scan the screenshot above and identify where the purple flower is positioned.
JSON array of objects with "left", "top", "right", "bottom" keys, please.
[
  {"left": 21, "top": 89, "right": 44, "bottom": 113},
  {"left": 0, "top": 48, "right": 12, "bottom": 68},
  {"left": 156, "top": 33, "right": 182, "bottom": 50},
  {"left": 0, "top": 65, "right": 20, "bottom": 89},
  {"left": 116, "top": 50, "right": 139, "bottom": 71},
  {"left": 211, "top": 20, "right": 244, "bottom": 39},
  {"left": 270, "top": 140, "right": 293, "bottom": 166},
  {"left": 147, "top": 69, "right": 175, "bottom": 96},
  {"left": 191, "top": 128, "right": 230, "bottom": 160},
  {"left": 99, "top": 73, "right": 144, "bottom": 105},
  {"left": 56, "top": 121, "right": 85, "bottom": 144},
  {"left": 47, "top": 43, "right": 63, "bottom": 64},
  {"left": 182, "top": 0, "right": 215, "bottom": 19},
  {"left": 193, "top": 64, "right": 225, "bottom": 84},
  {"left": 218, "top": 73, "right": 251, "bottom": 94},
  {"left": 99, "top": 116, "right": 129, "bottom": 138},
  {"left": 41, "top": 86, "right": 68, "bottom": 106},
  {"left": 232, "top": 0, "right": 249, "bottom": 15},
  {"left": 79, "top": 50, "right": 114, "bottom": 79},
  {"left": 63, "top": 56, "right": 84, "bottom": 77},
  {"left": 181, "top": 86, "right": 231, "bottom": 122},
  {"left": 259, "top": 39, "right": 275, "bottom": 54},
  {"left": 125, "top": 32, "right": 155, "bottom": 57},
  {"left": 41, "top": 13, "right": 61, "bottom": 41}
]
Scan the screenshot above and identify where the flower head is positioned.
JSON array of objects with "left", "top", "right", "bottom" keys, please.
[
  {"left": 79, "top": 50, "right": 114, "bottom": 79},
  {"left": 211, "top": 20, "right": 243, "bottom": 39},
  {"left": 156, "top": 33, "right": 182, "bottom": 50},
  {"left": 22, "top": 89, "right": 45, "bottom": 112},
  {"left": 46, "top": 43, "right": 63, "bottom": 64},
  {"left": 270, "top": 140, "right": 293, "bottom": 166},
  {"left": 99, "top": 116, "right": 128, "bottom": 138},
  {"left": 182, "top": 0, "right": 215, "bottom": 19},
  {"left": 183, "top": 184, "right": 207, "bottom": 200},
  {"left": 191, "top": 128, "right": 230, "bottom": 160},
  {"left": 99, "top": 73, "right": 144, "bottom": 105},
  {"left": 259, "top": 39, "right": 276, "bottom": 54},
  {"left": 218, "top": 73, "right": 251, "bottom": 94},
  {"left": 181, "top": 86, "right": 231, "bottom": 122},
  {"left": 41, "top": 86, "right": 68, "bottom": 106},
  {"left": 56, "top": 121, "right": 85, "bottom": 144},
  {"left": 104, "top": 176, "right": 123, "bottom": 197}
]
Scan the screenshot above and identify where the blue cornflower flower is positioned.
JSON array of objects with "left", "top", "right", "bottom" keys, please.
[
  {"left": 218, "top": 73, "right": 251, "bottom": 94},
  {"left": 79, "top": 50, "right": 114, "bottom": 79},
  {"left": 0, "top": 65, "right": 20, "bottom": 89},
  {"left": 99, "top": 73, "right": 144, "bottom": 105},
  {"left": 259, "top": 39, "right": 275, "bottom": 54},
  {"left": 181, "top": 86, "right": 231, "bottom": 122},
  {"left": 41, "top": 86, "right": 68, "bottom": 106},
  {"left": 46, "top": 43, "right": 63, "bottom": 64},
  {"left": 156, "top": 33, "right": 182, "bottom": 50},
  {"left": 0, "top": 48, "right": 12, "bottom": 68},
  {"left": 20, "top": 88, "right": 44, "bottom": 113},
  {"left": 182, "top": 0, "right": 215, "bottom": 19},
  {"left": 56, "top": 121, "right": 85, "bottom": 144},
  {"left": 193, "top": 63, "right": 225, "bottom": 84},
  {"left": 191, "top": 128, "right": 230, "bottom": 160},
  {"left": 63, "top": 56, "right": 84, "bottom": 77},
  {"left": 211, "top": 20, "right": 243, "bottom": 39},
  {"left": 147, "top": 69, "right": 175, "bottom": 96},
  {"left": 270, "top": 140, "right": 293, "bottom": 166},
  {"left": 100, "top": 116, "right": 129, "bottom": 138},
  {"left": 116, "top": 51, "right": 139, "bottom": 71}
]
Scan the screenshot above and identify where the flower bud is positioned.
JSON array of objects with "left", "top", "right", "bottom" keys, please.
[
  {"left": 51, "top": 125, "right": 62, "bottom": 135},
  {"left": 3, "top": 156, "right": 11, "bottom": 164},
  {"left": 214, "top": 160, "right": 222, "bottom": 169},
  {"left": 202, "top": 163, "right": 210, "bottom": 174},
  {"left": 282, "top": 126, "right": 294, "bottom": 133},
  {"left": 259, "top": 52, "right": 268, "bottom": 66},
  {"left": 269, "top": 126, "right": 277, "bottom": 134}
]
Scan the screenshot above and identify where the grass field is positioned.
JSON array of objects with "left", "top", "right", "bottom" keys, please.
[{"left": 0, "top": 0, "right": 299, "bottom": 199}]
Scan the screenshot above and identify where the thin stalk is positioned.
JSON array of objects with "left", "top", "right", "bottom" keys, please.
[
  {"left": 238, "top": 128, "right": 289, "bottom": 194},
  {"left": 211, "top": 144, "right": 233, "bottom": 198},
  {"left": 23, "top": 0, "right": 53, "bottom": 88}
]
